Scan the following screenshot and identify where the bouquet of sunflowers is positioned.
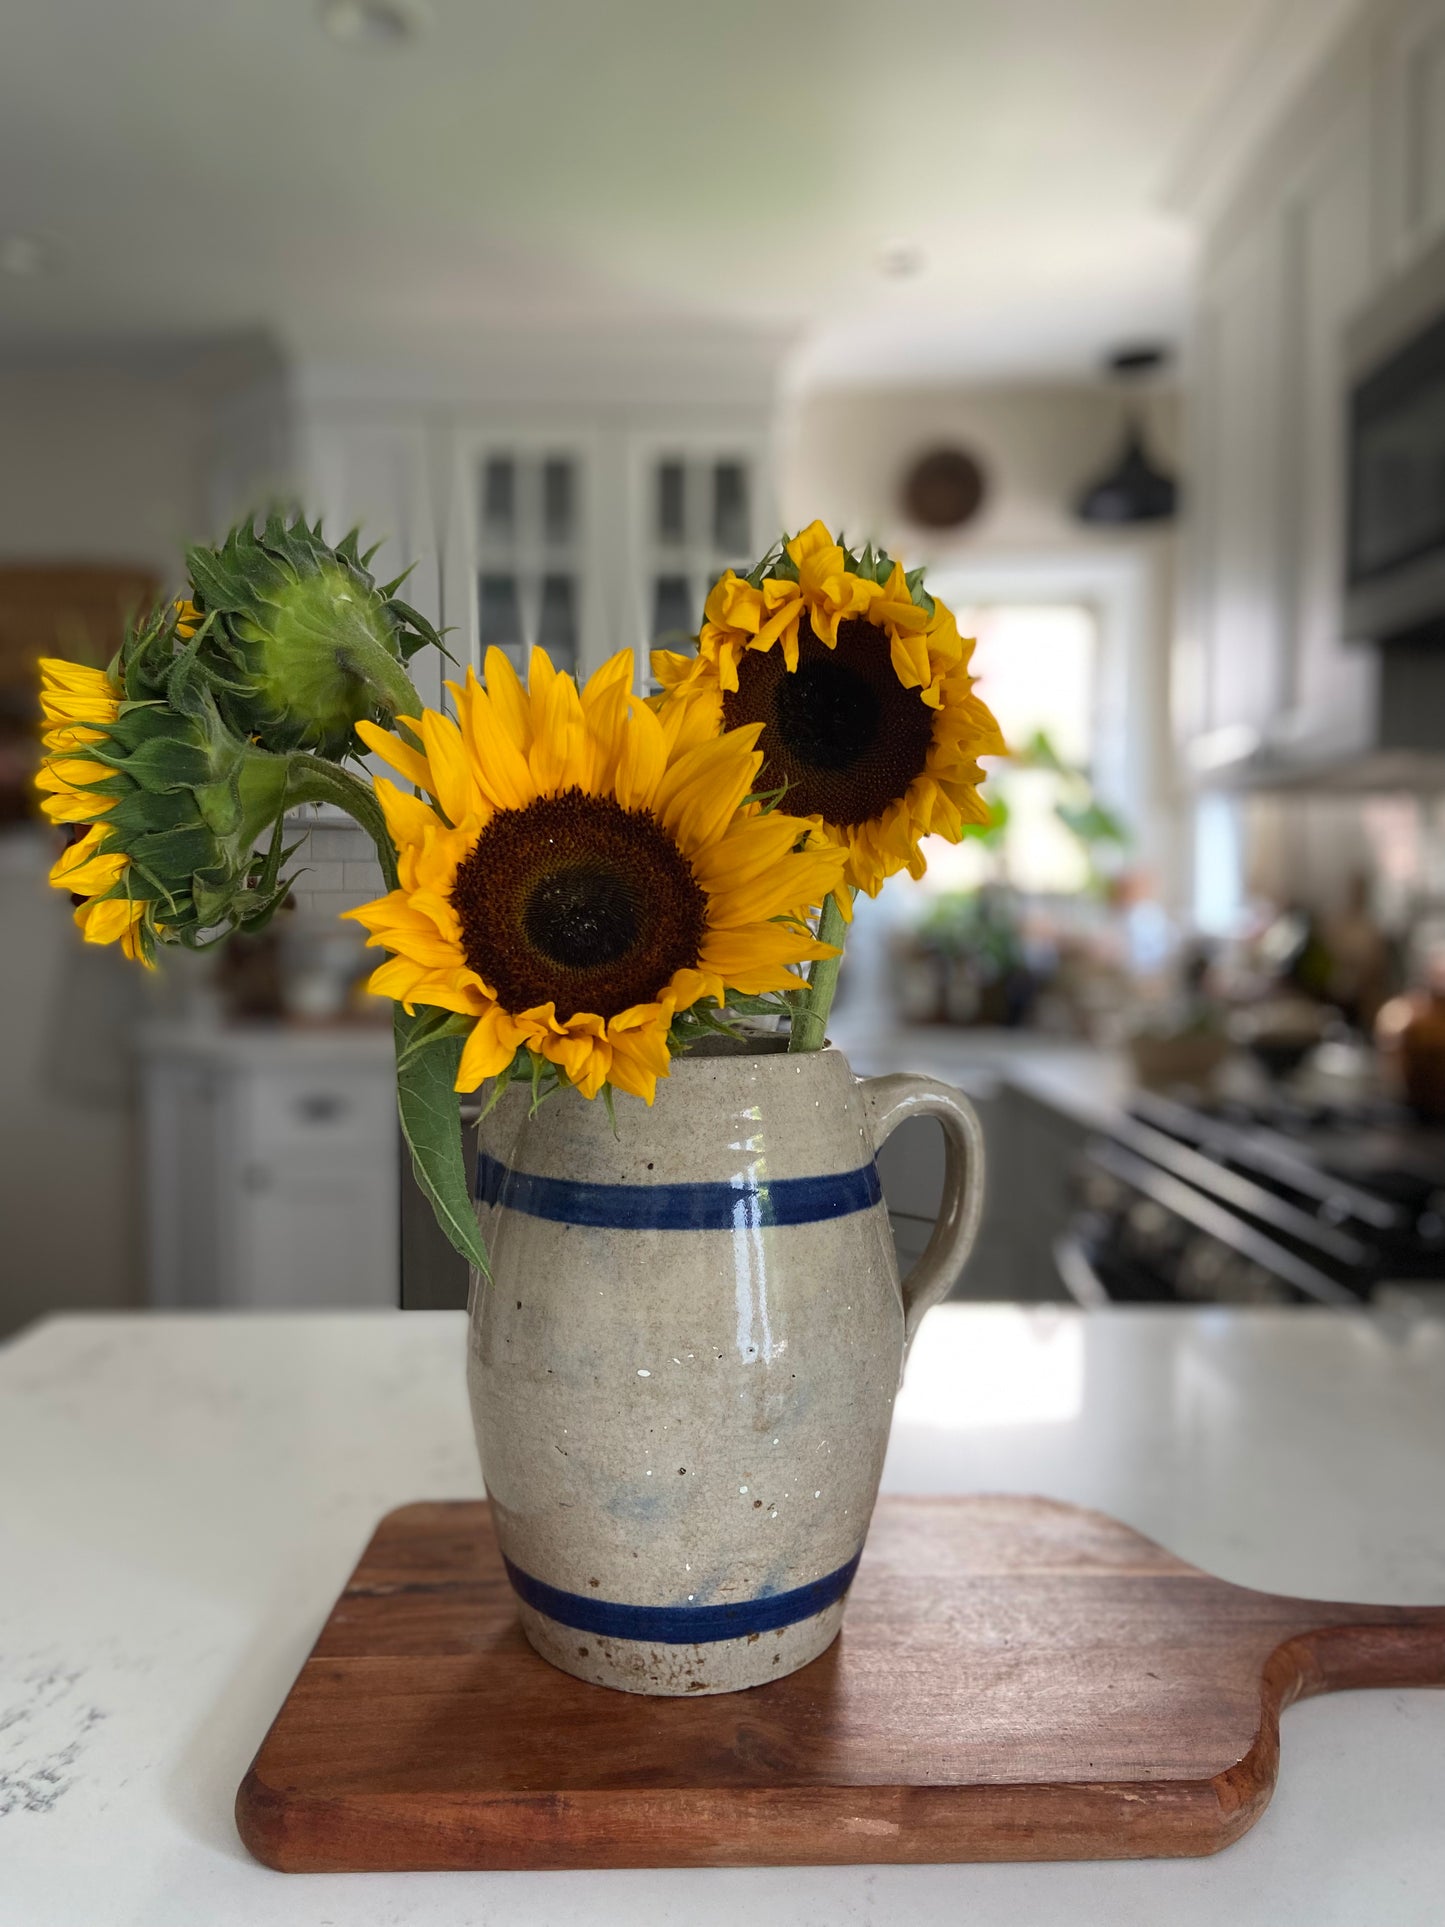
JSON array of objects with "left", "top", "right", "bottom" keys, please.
[{"left": 38, "top": 515, "right": 1001, "bottom": 1272}]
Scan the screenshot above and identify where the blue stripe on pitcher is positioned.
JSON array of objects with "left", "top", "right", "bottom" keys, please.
[
  {"left": 474, "top": 1151, "right": 882, "bottom": 1230},
  {"left": 502, "top": 1550, "right": 863, "bottom": 1643}
]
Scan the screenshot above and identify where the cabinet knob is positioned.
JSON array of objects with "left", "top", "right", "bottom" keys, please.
[{"left": 296, "top": 1092, "right": 349, "bottom": 1123}]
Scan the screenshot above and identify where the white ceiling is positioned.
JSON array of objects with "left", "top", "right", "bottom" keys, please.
[{"left": 0, "top": 0, "right": 1339, "bottom": 388}]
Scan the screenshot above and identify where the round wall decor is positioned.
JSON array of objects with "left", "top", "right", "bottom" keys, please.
[{"left": 901, "top": 446, "right": 987, "bottom": 531}]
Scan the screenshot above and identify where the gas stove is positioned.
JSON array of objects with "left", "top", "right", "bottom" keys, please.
[{"left": 1062, "top": 1087, "right": 1445, "bottom": 1308}]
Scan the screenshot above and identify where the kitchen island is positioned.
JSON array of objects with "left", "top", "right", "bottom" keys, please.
[{"left": 2, "top": 1305, "right": 1442, "bottom": 1925}]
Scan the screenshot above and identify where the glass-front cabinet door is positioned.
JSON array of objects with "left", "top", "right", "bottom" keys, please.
[
  {"left": 459, "top": 435, "right": 602, "bottom": 682},
  {"left": 630, "top": 436, "right": 770, "bottom": 687},
  {"left": 440, "top": 420, "right": 770, "bottom": 696}
]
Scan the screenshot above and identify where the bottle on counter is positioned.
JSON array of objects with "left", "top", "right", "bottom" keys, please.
[{"left": 1376, "top": 951, "right": 1445, "bottom": 1122}]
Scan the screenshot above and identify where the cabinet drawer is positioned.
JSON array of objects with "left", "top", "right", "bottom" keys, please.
[{"left": 238, "top": 1066, "right": 396, "bottom": 1156}]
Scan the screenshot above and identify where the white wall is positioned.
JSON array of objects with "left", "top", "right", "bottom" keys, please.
[
  {"left": 0, "top": 335, "right": 289, "bottom": 575},
  {"left": 778, "top": 380, "right": 1187, "bottom": 907},
  {"left": 778, "top": 381, "right": 1180, "bottom": 561}
]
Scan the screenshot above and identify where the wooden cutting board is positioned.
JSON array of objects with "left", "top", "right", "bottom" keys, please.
[{"left": 236, "top": 1496, "right": 1445, "bottom": 1871}]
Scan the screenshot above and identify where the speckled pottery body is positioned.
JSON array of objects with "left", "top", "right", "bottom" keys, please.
[{"left": 466, "top": 1043, "right": 983, "bottom": 1696}]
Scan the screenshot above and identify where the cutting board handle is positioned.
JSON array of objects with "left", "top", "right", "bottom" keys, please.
[{"left": 1273, "top": 1601, "right": 1445, "bottom": 1702}]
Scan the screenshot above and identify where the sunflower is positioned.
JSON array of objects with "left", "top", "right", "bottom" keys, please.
[
  {"left": 35, "top": 658, "right": 150, "bottom": 964},
  {"left": 346, "top": 647, "right": 845, "bottom": 1102},
  {"left": 652, "top": 521, "right": 1005, "bottom": 901}
]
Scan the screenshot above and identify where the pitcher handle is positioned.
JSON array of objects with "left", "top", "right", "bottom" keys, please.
[{"left": 860, "top": 1073, "right": 986, "bottom": 1354}]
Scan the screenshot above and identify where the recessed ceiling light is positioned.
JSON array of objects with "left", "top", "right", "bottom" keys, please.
[
  {"left": 0, "top": 233, "right": 61, "bottom": 279},
  {"left": 879, "top": 239, "right": 927, "bottom": 281},
  {"left": 319, "top": 0, "right": 427, "bottom": 48}
]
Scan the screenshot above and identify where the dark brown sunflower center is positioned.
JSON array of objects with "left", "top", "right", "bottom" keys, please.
[
  {"left": 451, "top": 788, "right": 707, "bottom": 1021},
  {"left": 722, "top": 614, "right": 935, "bottom": 828}
]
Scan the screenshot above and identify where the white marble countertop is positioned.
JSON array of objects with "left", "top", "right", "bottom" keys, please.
[{"left": 2, "top": 1305, "right": 1443, "bottom": 1926}]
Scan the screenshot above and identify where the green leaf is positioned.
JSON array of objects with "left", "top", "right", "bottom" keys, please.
[
  {"left": 393, "top": 1006, "right": 489, "bottom": 1276},
  {"left": 904, "top": 565, "right": 936, "bottom": 615},
  {"left": 394, "top": 1005, "right": 472, "bottom": 1071},
  {"left": 743, "top": 537, "right": 787, "bottom": 588}
]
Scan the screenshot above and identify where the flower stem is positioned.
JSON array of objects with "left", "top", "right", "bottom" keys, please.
[
  {"left": 789, "top": 891, "right": 851, "bottom": 1053},
  {"left": 283, "top": 754, "right": 399, "bottom": 891}
]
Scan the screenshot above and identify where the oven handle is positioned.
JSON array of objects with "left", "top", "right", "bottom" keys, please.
[
  {"left": 1087, "top": 1138, "right": 1359, "bottom": 1308},
  {"left": 1053, "top": 1231, "right": 1113, "bottom": 1309}
]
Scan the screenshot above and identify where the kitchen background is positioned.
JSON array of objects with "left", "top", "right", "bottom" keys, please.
[{"left": 3, "top": 0, "right": 1445, "bottom": 1337}]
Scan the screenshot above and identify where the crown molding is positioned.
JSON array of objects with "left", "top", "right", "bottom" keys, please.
[{"left": 1162, "top": 0, "right": 1370, "bottom": 228}]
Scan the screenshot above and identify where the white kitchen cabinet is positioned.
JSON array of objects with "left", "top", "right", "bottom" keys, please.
[
  {"left": 301, "top": 411, "right": 448, "bottom": 712},
  {"left": 1378, "top": 0, "right": 1445, "bottom": 274},
  {"left": 1275, "top": 97, "right": 1379, "bottom": 767},
  {"left": 439, "top": 422, "right": 610, "bottom": 683},
  {"left": 1178, "top": 0, "right": 1434, "bottom": 785},
  {"left": 624, "top": 424, "right": 774, "bottom": 686},
  {"left": 1191, "top": 217, "right": 1288, "bottom": 760},
  {"left": 141, "top": 1023, "right": 400, "bottom": 1309},
  {"left": 296, "top": 393, "right": 773, "bottom": 703}
]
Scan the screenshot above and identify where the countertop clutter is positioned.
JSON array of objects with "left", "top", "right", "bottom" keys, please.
[{"left": 2, "top": 1307, "right": 1444, "bottom": 1925}]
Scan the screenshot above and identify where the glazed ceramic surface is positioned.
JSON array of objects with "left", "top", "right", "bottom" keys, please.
[{"left": 465, "top": 1043, "right": 983, "bottom": 1695}]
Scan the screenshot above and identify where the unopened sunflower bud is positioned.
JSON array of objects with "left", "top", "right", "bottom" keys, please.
[{"left": 183, "top": 512, "right": 441, "bottom": 759}]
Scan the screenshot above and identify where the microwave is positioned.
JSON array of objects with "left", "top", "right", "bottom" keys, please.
[{"left": 1347, "top": 235, "right": 1445, "bottom": 643}]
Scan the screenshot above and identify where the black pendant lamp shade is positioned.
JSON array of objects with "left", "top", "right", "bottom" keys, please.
[{"left": 1076, "top": 346, "right": 1178, "bottom": 526}]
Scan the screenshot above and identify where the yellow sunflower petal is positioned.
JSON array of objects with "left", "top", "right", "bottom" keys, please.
[
  {"left": 355, "top": 719, "right": 434, "bottom": 795},
  {"left": 484, "top": 647, "right": 533, "bottom": 756},
  {"left": 702, "top": 825, "right": 844, "bottom": 927},
  {"left": 39, "top": 657, "right": 115, "bottom": 697},
  {"left": 690, "top": 809, "right": 821, "bottom": 895},
  {"left": 527, "top": 660, "right": 589, "bottom": 796},
  {"left": 418, "top": 709, "right": 474, "bottom": 824},
  {"left": 871, "top": 561, "right": 929, "bottom": 637},
  {"left": 120, "top": 915, "right": 155, "bottom": 968},
  {"left": 41, "top": 790, "right": 112, "bottom": 824},
  {"left": 605, "top": 1013, "right": 674, "bottom": 1104},
  {"left": 699, "top": 918, "right": 836, "bottom": 983},
  {"left": 699, "top": 628, "right": 745, "bottom": 692},
  {"left": 450, "top": 669, "right": 536, "bottom": 813},
  {"left": 76, "top": 894, "right": 144, "bottom": 948},
  {"left": 654, "top": 727, "right": 761, "bottom": 856},
  {"left": 50, "top": 829, "right": 127, "bottom": 896},
  {"left": 580, "top": 650, "right": 635, "bottom": 790},
  {"left": 374, "top": 776, "right": 442, "bottom": 853},
  {"left": 612, "top": 696, "right": 668, "bottom": 811},
  {"left": 534, "top": 1020, "right": 610, "bottom": 1098},
  {"left": 888, "top": 626, "right": 933, "bottom": 694},
  {"left": 657, "top": 680, "right": 724, "bottom": 761},
  {"left": 703, "top": 571, "right": 765, "bottom": 637},
  {"left": 38, "top": 660, "right": 120, "bottom": 736},
  {"left": 755, "top": 580, "right": 806, "bottom": 653},
  {"left": 343, "top": 888, "right": 463, "bottom": 969},
  {"left": 650, "top": 648, "right": 701, "bottom": 692},
  {"left": 456, "top": 1005, "right": 531, "bottom": 1092}
]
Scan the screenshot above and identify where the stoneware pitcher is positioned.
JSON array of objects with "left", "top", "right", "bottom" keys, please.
[{"left": 466, "top": 1039, "right": 983, "bottom": 1696}]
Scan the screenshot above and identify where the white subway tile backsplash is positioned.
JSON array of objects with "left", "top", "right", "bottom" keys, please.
[
  {"left": 301, "top": 890, "right": 362, "bottom": 923},
  {"left": 304, "top": 828, "right": 366, "bottom": 860}
]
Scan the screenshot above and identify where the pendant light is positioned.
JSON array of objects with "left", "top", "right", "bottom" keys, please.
[{"left": 1075, "top": 346, "right": 1177, "bottom": 526}]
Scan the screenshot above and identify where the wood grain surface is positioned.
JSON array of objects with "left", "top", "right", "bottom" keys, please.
[{"left": 236, "top": 1496, "right": 1445, "bottom": 1872}]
